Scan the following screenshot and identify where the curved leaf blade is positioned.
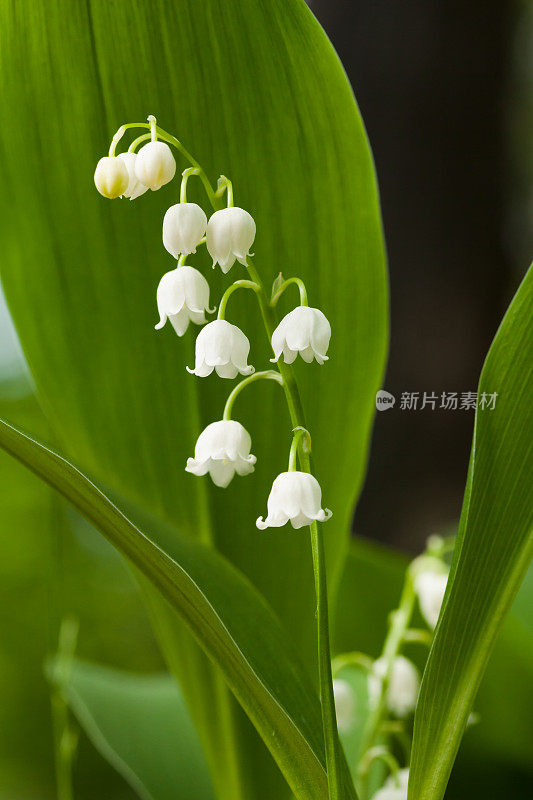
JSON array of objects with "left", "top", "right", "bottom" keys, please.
[
  {"left": 50, "top": 660, "right": 214, "bottom": 800},
  {"left": 408, "top": 265, "right": 533, "bottom": 800},
  {"left": 0, "top": 417, "right": 358, "bottom": 800}
]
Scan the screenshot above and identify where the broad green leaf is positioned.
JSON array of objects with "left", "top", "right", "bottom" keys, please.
[
  {"left": 50, "top": 659, "right": 214, "bottom": 800},
  {"left": 408, "top": 265, "right": 533, "bottom": 800},
  {"left": 0, "top": 1, "right": 387, "bottom": 795},
  {"left": 0, "top": 417, "right": 358, "bottom": 800}
]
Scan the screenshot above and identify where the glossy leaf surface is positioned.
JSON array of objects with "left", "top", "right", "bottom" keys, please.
[{"left": 408, "top": 266, "right": 533, "bottom": 800}]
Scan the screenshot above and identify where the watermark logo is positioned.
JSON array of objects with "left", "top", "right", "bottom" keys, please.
[
  {"left": 375, "top": 390, "right": 499, "bottom": 412},
  {"left": 375, "top": 390, "right": 396, "bottom": 411}
]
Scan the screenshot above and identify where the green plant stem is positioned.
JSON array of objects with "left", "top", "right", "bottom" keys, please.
[
  {"left": 109, "top": 121, "right": 221, "bottom": 209},
  {"left": 308, "top": 516, "right": 343, "bottom": 800},
  {"left": 151, "top": 129, "right": 345, "bottom": 800},
  {"left": 180, "top": 167, "right": 201, "bottom": 203},
  {"left": 51, "top": 692, "right": 75, "bottom": 800},
  {"left": 271, "top": 276, "right": 308, "bottom": 307},
  {"left": 223, "top": 371, "right": 283, "bottom": 420},
  {"left": 357, "top": 573, "right": 417, "bottom": 799},
  {"left": 332, "top": 652, "right": 374, "bottom": 675},
  {"left": 51, "top": 618, "right": 79, "bottom": 800},
  {"left": 357, "top": 746, "right": 400, "bottom": 782},
  {"left": 218, "top": 280, "right": 260, "bottom": 320},
  {"left": 215, "top": 175, "right": 234, "bottom": 207}
]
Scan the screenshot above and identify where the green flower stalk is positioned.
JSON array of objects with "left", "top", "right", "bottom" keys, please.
[{"left": 94, "top": 114, "right": 341, "bottom": 800}]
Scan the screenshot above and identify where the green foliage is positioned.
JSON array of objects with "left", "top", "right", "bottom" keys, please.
[
  {"left": 408, "top": 265, "right": 533, "bottom": 800},
  {"left": 0, "top": 1, "right": 387, "bottom": 796},
  {"left": 50, "top": 659, "right": 214, "bottom": 800},
  {"left": 0, "top": 417, "right": 358, "bottom": 800}
]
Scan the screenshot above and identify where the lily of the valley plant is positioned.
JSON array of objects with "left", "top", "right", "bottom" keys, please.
[{"left": 95, "top": 115, "right": 453, "bottom": 800}]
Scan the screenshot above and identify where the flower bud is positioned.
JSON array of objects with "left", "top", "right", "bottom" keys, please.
[
  {"left": 94, "top": 156, "right": 129, "bottom": 199},
  {"left": 256, "top": 471, "right": 332, "bottom": 530},
  {"left": 206, "top": 207, "right": 256, "bottom": 272},
  {"left": 369, "top": 656, "right": 420, "bottom": 718},
  {"left": 271, "top": 306, "right": 331, "bottom": 364},
  {"left": 414, "top": 570, "right": 448, "bottom": 629},
  {"left": 163, "top": 203, "right": 207, "bottom": 258},
  {"left": 333, "top": 678, "right": 356, "bottom": 733},
  {"left": 186, "top": 420, "right": 256, "bottom": 487},
  {"left": 186, "top": 319, "right": 254, "bottom": 379},
  {"left": 371, "top": 769, "right": 409, "bottom": 800},
  {"left": 116, "top": 152, "right": 149, "bottom": 200},
  {"left": 134, "top": 141, "right": 176, "bottom": 191},
  {"left": 155, "top": 266, "right": 213, "bottom": 337}
]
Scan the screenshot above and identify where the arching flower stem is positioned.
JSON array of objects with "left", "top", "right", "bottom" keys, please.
[
  {"left": 271, "top": 276, "right": 309, "bottom": 307},
  {"left": 288, "top": 426, "right": 312, "bottom": 471},
  {"left": 357, "top": 746, "right": 401, "bottom": 786},
  {"left": 223, "top": 371, "right": 283, "bottom": 421},
  {"left": 180, "top": 167, "right": 201, "bottom": 203},
  {"left": 128, "top": 133, "right": 151, "bottom": 153},
  {"left": 217, "top": 280, "right": 260, "bottom": 320},
  {"left": 215, "top": 175, "right": 234, "bottom": 207},
  {"left": 332, "top": 651, "right": 375, "bottom": 675}
]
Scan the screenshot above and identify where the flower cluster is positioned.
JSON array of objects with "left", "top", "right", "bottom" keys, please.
[
  {"left": 94, "top": 115, "right": 332, "bottom": 531},
  {"left": 332, "top": 538, "right": 452, "bottom": 798}
]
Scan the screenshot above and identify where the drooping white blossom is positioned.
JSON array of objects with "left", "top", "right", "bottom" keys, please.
[
  {"left": 185, "top": 420, "right": 257, "bottom": 487},
  {"left": 271, "top": 306, "right": 331, "bottom": 365},
  {"left": 186, "top": 319, "right": 254, "bottom": 379},
  {"left": 256, "top": 471, "right": 332, "bottom": 530},
  {"left": 369, "top": 656, "right": 420, "bottom": 718},
  {"left": 163, "top": 203, "right": 207, "bottom": 258},
  {"left": 94, "top": 156, "right": 129, "bottom": 199},
  {"left": 414, "top": 570, "right": 448, "bottom": 629},
  {"left": 116, "top": 152, "right": 149, "bottom": 200},
  {"left": 134, "top": 141, "right": 176, "bottom": 190},
  {"left": 333, "top": 679, "right": 356, "bottom": 733},
  {"left": 155, "top": 266, "right": 213, "bottom": 337},
  {"left": 206, "top": 207, "right": 256, "bottom": 272},
  {"left": 370, "top": 769, "right": 409, "bottom": 800}
]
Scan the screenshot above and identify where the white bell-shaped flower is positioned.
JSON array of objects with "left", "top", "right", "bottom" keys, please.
[
  {"left": 415, "top": 570, "right": 448, "bottom": 629},
  {"left": 134, "top": 141, "right": 176, "bottom": 191},
  {"left": 185, "top": 420, "right": 257, "bottom": 488},
  {"left": 186, "top": 319, "right": 254, "bottom": 379},
  {"left": 256, "top": 471, "right": 332, "bottom": 530},
  {"left": 369, "top": 656, "right": 420, "bottom": 718},
  {"left": 94, "top": 156, "right": 129, "bottom": 199},
  {"left": 271, "top": 306, "right": 331, "bottom": 365},
  {"left": 333, "top": 679, "right": 356, "bottom": 733},
  {"left": 163, "top": 203, "right": 207, "bottom": 258},
  {"left": 155, "top": 266, "right": 213, "bottom": 337},
  {"left": 206, "top": 207, "right": 256, "bottom": 272},
  {"left": 116, "top": 152, "right": 149, "bottom": 200},
  {"left": 371, "top": 769, "right": 409, "bottom": 800}
]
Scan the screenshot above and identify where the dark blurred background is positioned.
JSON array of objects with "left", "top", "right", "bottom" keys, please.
[{"left": 310, "top": 0, "right": 532, "bottom": 551}]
